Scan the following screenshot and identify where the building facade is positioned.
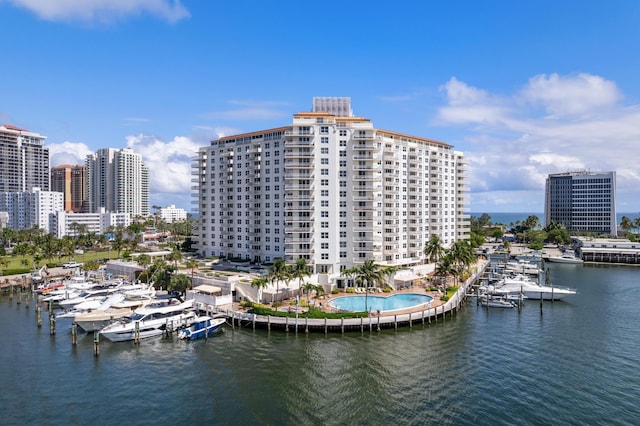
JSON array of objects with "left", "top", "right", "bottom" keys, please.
[
  {"left": 545, "top": 171, "right": 617, "bottom": 235},
  {"left": 0, "top": 125, "right": 49, "bottom": 192},
  {"left": 86, "top": 148, "right": 150, "bottom": 216},
  {"left": 193, "top": 98, "right": 469, "bottom": 276},
  {"left": 51, "top": 164, "right": 88, "bottom": 213},
  {"left": 0, "top": 187, "right": 63, "bottom": 231},
  {"left": 50, "top": 209, "right": 130, "bottom": 238},
  {"left": 160, "top": 204, "right": 188, "bottom": 223}
]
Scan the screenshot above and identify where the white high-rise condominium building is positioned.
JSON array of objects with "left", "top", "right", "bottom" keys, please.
[
  {"left": 86, "top": 148, "right": 150, "bottom": 216},
  {"left": 193, "top": 97, "right": 469, "bottom": 276},
  {"left": 0, "top": 187, "right": 63, "bottom": 232},
  {"left": 545, "top": 171, "right": 617, "bottom": 235},
  {"left": 0, "top": 125, "right": 50, "bottom": 192}
]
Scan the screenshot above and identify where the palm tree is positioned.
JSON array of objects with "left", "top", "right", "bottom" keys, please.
[
  {"left": 290, "top": 257, "right": 311, "bottom": 301},
  {"left": 302, "top": 282, "right": 317, "bottom": 305},
  {"left": 184, "top": 258, "right": 199, "bottom": 289},
  {"left": 620, "top": 216, "right": 633, "bottom": 234},
  {"left": 434, "top": 254, "right": 455, "bottom": 290},
  {"left": 269, "top": 258, "right": 289, "bottom": 306},
  {"left": 167, "top": 248, "right": 183, "bottom": 268},
  {"left": 250, "top": 275, "right": 269, "bottom": 304},
  {"left": 448, "top": 239, "right": 475, "bottom": 285},
  {"left": 424, "top": 234, "right": 445, "bottom": 264},
  {"left": 343, "top": 260, "right": 397, "bottom": 312}
]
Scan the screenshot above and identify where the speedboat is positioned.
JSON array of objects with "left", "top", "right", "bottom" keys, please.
[
  {"left": 504, "top": 260, "right": 541, "bottom": 275},
  {"left": 99, "top": 298, "right": 196, "bottom": 342},
  {"left": 58, "top": 287, "right": 121, "bottom": 309},
  {"left": 485, "top": 275, "right": 576, "bottom": 301},
  {"left": 544, "top": 253, "right": 583, "bottom": 264},
  {"left": 56, "top": 294, "right": 125, "bottom": 319},
  {"left": 479, "top": 295, "right": 515, "bottom": 308},
  {"left": 178, "top": 316, "right": 226, "bottom": 340}
]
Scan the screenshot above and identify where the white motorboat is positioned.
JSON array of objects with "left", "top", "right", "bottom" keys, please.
[
  {"left": 479, "top": 295, "right": 515, "bottom": 308},
  {"left": 504, "top": 260, "right": 541, "bottom": 275},
  {"left": 178, "top": 316, "right": 226, "bottom": 340},
  {"left": 56, "top": 294, "right": 125, "bottom": 319},
  {"left": 545, "top": 253, "right": 583, "bottom": 264},
  {"left": 74, "top": 307, "right": 136, "bottom": 332},
  {"left": 99, "top": 298, "right": 196, "bottom": 342},
  {"left": 58, "top": 287, "right": 121, "bottom": 309},
  {"left": 41, "top": 288, "right": 81, "bottom": 303},
  {"left": 485, "top": 275, "right": 576, "bottom": 301},
  {"left": 515, "top": 251, "right": 542, "bottom": 262}
]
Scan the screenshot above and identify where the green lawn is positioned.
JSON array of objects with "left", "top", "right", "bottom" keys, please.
[{"left": 1, "top": 249, "right": 115, "bottom": 273}]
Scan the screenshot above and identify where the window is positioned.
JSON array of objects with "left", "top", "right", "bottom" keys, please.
[{"left": 321, "top": 147, "right": 329, "bottom": 154}]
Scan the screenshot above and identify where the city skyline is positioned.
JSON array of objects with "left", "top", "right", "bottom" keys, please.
[{"left": 2, "top": 1, "right": 639, "bottom": 213}]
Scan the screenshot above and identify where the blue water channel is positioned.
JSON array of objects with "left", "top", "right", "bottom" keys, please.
[{"left": 2, "top": 263, "right": 640, "bottom": 425}]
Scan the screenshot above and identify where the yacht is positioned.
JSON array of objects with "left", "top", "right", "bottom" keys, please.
[
  {"left": 544, "top": 253, "right": 584, "bottom": 264},
  {"left": 56, "top": 294, "right": 125, "bottom": 319},
  {"left": 504, "top": 259, "right": 541, "bottom": 275},
  {"left": 99, "top": 298, "right": 196, "bottom": 342},
  {"left": 484, "top": 275, "right": 576, "bottom": 301},
  {"left": 74, "top": 307, "right": 137, "bottom": 333}
]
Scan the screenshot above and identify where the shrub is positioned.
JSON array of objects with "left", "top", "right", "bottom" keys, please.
[
  {"left": 345, "top": 287, "right": 355, "bottom": 293},
  {"left": 331, "top": 289, "right": 340, "bottom": 294},
  {"left": 382, "top": 286, "right": 392, "bottom": 293}
]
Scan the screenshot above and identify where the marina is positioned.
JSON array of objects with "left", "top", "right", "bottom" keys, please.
[{"left": 1, "top": 262, "right": 639, "bottom": 424}]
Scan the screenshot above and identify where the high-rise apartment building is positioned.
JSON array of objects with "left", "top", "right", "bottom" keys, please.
[
  {"left": 0, "top": 187, "right": 63, "bottom": 232},
  {"left": 193, "top": 98, "right": 469, "bottom": 276},
  {"left": 0, "top": 124, "right": 49, "bottom": 192},
  {"left": 545, "top": 171, "right": 617, "bottom": 235},
  {"left": 86, "top": 148, "right": 150, "bottom": 216},
  {"left": 51, "top": 164, "right": 88, "bottom": 213}
]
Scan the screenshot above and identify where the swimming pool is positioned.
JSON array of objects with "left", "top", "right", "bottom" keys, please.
[{"left": 328, "top": 293, "right": 433, "bottom": 312}]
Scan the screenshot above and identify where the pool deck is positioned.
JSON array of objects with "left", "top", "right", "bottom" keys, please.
[{"left": 211, "top": 261, "right": 487, "bottom": 333}]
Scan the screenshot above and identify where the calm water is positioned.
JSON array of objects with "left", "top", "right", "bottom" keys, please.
[{"left": 1, "top": 263, "right": 640, "bottom": 425}]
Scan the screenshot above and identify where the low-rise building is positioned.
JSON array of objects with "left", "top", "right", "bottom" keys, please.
[
  {"left": 160, "top": 204, "right": 187, "bottom": 223},
  {"left": 50, "top": 209, "right": 130, "bottom": 238},
  {"left": 575, "top": 237, "right": 640, "bottom": 264}
]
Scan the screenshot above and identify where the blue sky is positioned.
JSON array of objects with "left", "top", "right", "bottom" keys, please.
[{"left": 2, "top": 0, "right": 639, "bottom": 213}]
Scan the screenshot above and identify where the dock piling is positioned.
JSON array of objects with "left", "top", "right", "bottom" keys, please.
[
  {"left": 71, "top": 323, "right": 77, "bottom": 345},
  {"left": 134, "top": 321, "right": 140, "bottom": 344},
  {"left": 36, "top": 305, "right": 42, "bottom": 328},
  {"left": 49, "top": 313, "right": 56, "bottom": 335},
  {"left": 94, "top": 332, "right": 100, "bottom": 357}
]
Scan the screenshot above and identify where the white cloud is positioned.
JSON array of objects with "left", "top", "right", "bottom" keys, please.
[
  {"left": 4, "top": 0, "right": 190, "bottom": 23},
  {"left": 125, "top": 134, "right": 205, "bottom": 195},
  {"left": 520, "top": 73, "right": 623, "bottom": 118},
  {"left": 48, "top": 141, "right": 93, "bottom": 166},
  {"left": 435, "top": 73, "right": 640, "bottom": 212}
]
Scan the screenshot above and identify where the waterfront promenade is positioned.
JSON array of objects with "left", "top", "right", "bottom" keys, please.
[{"left": 208, "top": 260, "right": 489, "bottom": 333}]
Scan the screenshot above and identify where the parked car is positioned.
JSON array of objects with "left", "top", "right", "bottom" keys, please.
[{"left": 63, "top": 261, "right": 83, "bottom": 269}]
